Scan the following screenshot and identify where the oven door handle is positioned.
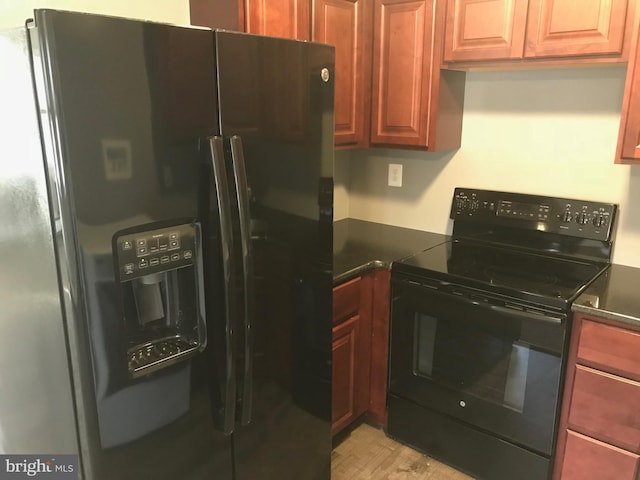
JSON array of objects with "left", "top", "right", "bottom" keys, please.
[{"left": 485, "top": 303, "right": 564, "bottom": 324}]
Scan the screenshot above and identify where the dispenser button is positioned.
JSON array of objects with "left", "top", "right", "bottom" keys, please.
[
  {"left": 169, "top": 240, "right": 179, "bottom": 249},
  {"left": 138, "top": 258, "right": 148, "bottom": 269},
  {"left": 136, "top": 239, "right": 146, "bottom": 247},
  {"left": 169, "top": 232, "right": 179, "bottom": 240},
  {"left": 122, "top": 240, "right": 133, "bottom": 251},
  {"left": 160, "top": 255, "right": 170, "bottom": 264},
  {"left": 171, "top": 253, "right": 180, "bottom": 261},
  {"left": 158, "top": 236, "right": 169, "bottom": 250},
  {"left": 148, "top": 238, "right": 159, "bottom": 253},
  {"left": 124, "top": 263, "right": 135, "bottom": 275},
  {"left": 137, "top": 246, "right": 147, "bottom": 256},
  {"left": 150, "top": 257, "right": 160, "bottom": 267},
  {"left": 183, "top": 250, "right": 192, "bottom": 259}
]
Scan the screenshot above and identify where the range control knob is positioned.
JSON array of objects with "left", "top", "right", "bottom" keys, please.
[
  {"left": 562, "top": 211, "right": 572, "bottom": 223},
  {"left": 455, "top": 197, "right": 467, "bottom": 211},
  {"left": 593, "top": 215, "right": 606, "bottom": 228},
  {"left": 576, "top": 213, "right": 589, "bottom": 225}
]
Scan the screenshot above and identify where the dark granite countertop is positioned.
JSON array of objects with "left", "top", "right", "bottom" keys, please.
[
  {"left": 573, "top": 263, "right": 640, "bottom": 327},
  {"left": 333, "top": 218, "right": 449, "bottom": 284}
]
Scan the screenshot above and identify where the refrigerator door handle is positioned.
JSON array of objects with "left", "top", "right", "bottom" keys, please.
[
  {"left": 209, "top": 136, "right": 237, "bottom": 435},
  {"left": 230, "top": 135, "right": 254, "bottom": 426}
]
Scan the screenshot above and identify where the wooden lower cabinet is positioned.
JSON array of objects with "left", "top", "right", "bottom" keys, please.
[
  {"left": 561, "top": 431, "right": 640, "bottom": 480},
  {"left": 332, "top": 315, "right": 361, "bottom": 431},
  {"left": 568, "top": 365, "right": 640, "bottom": 452},
  {"left": 554, "top": 314, "right": 640, "bottom": 480},
  {"left": 331, "top": 269, "right": 391, "bottom": 434},
  {"left": 332, "top": 276, "right": 371, "bottom": 434},
  {"left": 367, "top": 268, "right": 391, "bottom": 426}
]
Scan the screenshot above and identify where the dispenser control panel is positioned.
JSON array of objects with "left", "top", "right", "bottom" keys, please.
[{"left": 115, "top": 223, "right": 198, "bottom": 281}]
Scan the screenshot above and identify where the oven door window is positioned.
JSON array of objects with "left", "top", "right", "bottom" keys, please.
[
  {"left": 414, "top": 313, "right": 533, "bottom": 413},
  {"left": 389, "top": 281, "right": 566, "bottom": 456}
]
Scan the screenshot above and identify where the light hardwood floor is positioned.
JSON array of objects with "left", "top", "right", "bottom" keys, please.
[{"left": 332, "top": 423, "right": 474, "bottom": 480}]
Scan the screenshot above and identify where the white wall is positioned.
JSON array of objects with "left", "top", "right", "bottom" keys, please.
[
  {"left": 0, "top": 0, "right": 190, "bottom": 29},
  {"left": 345, "top": 66, "right": 640, "bottom": 267}
]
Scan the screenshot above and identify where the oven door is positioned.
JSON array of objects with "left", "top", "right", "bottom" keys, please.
[{"left": 389, "top": 277, "right": 567, "bottom": 456}]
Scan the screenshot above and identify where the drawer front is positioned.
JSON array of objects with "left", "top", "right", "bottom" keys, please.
[
  {"left": 578, "top": 319, "right": 640, "bottom": 380},
  {"left": 333, "top": 276, "right": 361, "bottom": 323},
  {"left": 561, "top": 430, "right": 640, "bottom": 480},
  {"left": 569, "top": 365, "right": 640, "bottom": 452}
]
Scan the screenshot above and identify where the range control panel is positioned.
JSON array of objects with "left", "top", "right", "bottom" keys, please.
[
  {"left": 450, "top": 188, "right": 617, "bottom": 241},
  {"left": 114, "top": 223, "right": 198, "bottom": 281}
]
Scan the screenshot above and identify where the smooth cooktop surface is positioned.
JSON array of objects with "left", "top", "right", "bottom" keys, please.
[{"left": 394, "top": 240, "right": 606, "bottom": 306}]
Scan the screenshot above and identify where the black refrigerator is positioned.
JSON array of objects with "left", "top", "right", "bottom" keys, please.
[{"left": 6, "top": 9, "right": 334, "bottom": 479}]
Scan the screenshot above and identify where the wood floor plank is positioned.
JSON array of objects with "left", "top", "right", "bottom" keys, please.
[{"left": 332, "top": 423, "right": 474, "bottom": 480}]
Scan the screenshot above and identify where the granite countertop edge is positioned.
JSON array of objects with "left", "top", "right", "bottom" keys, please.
[
  {"left": 334, "top": 260, "right": 391, "bottom": 285},
  {"left": 572, "top": 302, "right": 640, "bottom": 328}
]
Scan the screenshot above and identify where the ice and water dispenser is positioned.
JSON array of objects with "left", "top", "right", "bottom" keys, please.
[{"left": 114, "top": 222, "right": 206, "bottom": 378}]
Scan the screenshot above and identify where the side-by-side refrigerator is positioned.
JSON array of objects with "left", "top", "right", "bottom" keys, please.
[{"left": 0, "top": 9, "right": 334, "bottom": 480}]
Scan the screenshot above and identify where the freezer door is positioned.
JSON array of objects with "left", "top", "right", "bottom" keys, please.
[
  {"left": 215, "top": 32, "right": 334, "bottom": 480},
  {"left": 31, "top": 10, "right": 233, "bottom": 479}
]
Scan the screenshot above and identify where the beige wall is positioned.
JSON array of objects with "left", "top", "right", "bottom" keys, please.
[
  {"left": 343, "top": 66, "right": 640, "bottom": 268},
  {"left": 334, "top": 150, "right": 351, "bottom": 220},
  {"left": 0, "top": 0, "right": 190, "bottom": 29}
]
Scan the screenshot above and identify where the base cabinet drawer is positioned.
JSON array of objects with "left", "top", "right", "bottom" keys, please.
[
  {"left": 568, "top": 365, "right": 640, "bottom": 452},
  {"left": 578, "top": 319, "right": 640, "bottom": 380},
  {"left": 553, "top": 314, "right": 640, "bottom": 480},
  {"left": 561, "top": 430, "right": 640, "bottom": 480}
]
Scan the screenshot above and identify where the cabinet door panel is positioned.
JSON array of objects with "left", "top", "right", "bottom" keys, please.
[
  {"left": 332, "top": 316, "right": 359, "bottom": 432},
  {"left": 314, "top": 0, "right": 372, "bottom": 147},
  {"left": 525, "top": 0, "right": 628, "bottom": 58},
  {"left": 371, "top": 0, "right": 433, "bottom": 146},
  {"left": 244, "top": 0, "right": 310, "bottom": 40},
  {"left": 561, "top": 430, "right": 640, "bottom": 480},
  {"left": 568, "top": 365, "right": 640, "bottom": 453},
  {"left": 444, "top": 0, "right": 529, "bottom": 61},
  {"left": 617, "top": 0, "right": 640, "bottom": 161}
]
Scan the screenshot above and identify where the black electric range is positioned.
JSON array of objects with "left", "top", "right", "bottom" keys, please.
[{"left": 387, "top": 188, "right": 617, "bottom": 480}]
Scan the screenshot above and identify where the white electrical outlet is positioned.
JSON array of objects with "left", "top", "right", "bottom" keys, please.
[{"left": 388, "top": 163, "right": 403, "bottom": 187}]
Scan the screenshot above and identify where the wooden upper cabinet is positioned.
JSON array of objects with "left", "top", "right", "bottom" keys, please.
[
  {"left": 444, "top": 0, "right": 632, "bottom": 64},
  {"left": 370, "top": 0, "right": 465, "bottom": 149},
  {"left": 617, "top": 2, "right": 640, "bottom": 162},
  {"left": 243, "top": 0, "right": 310, "bottom": 40},
  {"left": 371, "top": 0, "right": 433, "bottom": 146},
  {"left": 444, "top": 0, "right": 529, "bottom": 62},
  {"left": 525, "top": 0, "right": 629, "bottom": 58},
  {"left": 313, "top": 0, "right": 373, "bottom": 147}
]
